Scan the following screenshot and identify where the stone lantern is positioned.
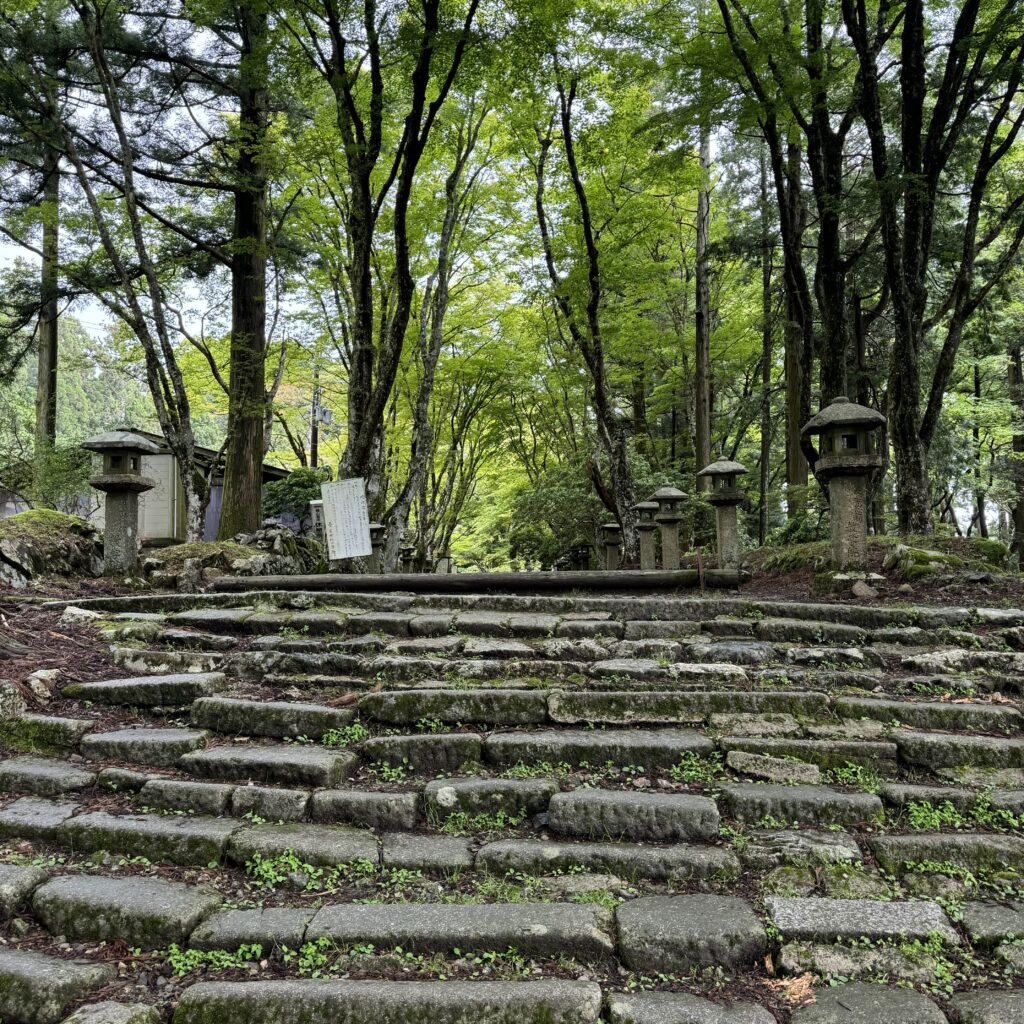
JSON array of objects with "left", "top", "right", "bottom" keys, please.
[
  {"left": 571, "top": 542, "right": 593, "bottom": 571},
  {"left": 400, "top": 545, "right": 416, "bottom": 574},
  {"left": 651, "top": 486, "right": 686, "bottom": 569},
  {"left": 698, "top": 460, "right": 748, "bottom": 571},
  {"left": 802, "top": 396, "right": 886, "bottom": 571},
  {"left": 368, "top": 523, "right": 386, "bottom": 573},
  {"left": 601, "top": 522, "right": 622, "bottom": 571},
  {"left": 633, "top": 501, "right": 659, "bottom": 571},
  {"left": 309, "top": 500, "right": 325, "bottom": 546},
  {"left": 82, "top": 430, "right": 159, "bottom": 575}
]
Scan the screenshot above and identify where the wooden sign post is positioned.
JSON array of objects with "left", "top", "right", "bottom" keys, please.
[{"left": 320, "top": 479, "right": 372, "bottom": 562}]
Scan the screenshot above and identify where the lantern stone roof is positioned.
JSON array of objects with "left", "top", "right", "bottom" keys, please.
[
  {"left": 633, "top": 500, "right": 660, "bottom": 510},
  {"left": 802, "top": 397, "right": 886, "bottom": 436},
  {"left": 81, "top": 430, "right": 161, "bottom": 454},
  {"left": 698, "top": 459, "right": 748, "bottom": 478},
  {"left": 650, "top": 486, "right": 687, "bottom": 500}
]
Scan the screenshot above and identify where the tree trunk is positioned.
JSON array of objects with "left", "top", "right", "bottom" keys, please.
[
  {"left": 1009, "top": 342, "right": 1024, "bottom": 556},
  {"left": 218, "top": 1, "right": 269, "bottom": 538},
  {"left": 973, "top": 359, "right": 988, "bottom": 538},
  {"left": 33, "top": 143, "right": 60, "bottom": 484},
  {"left": 694, "top": 121, "right": 712, "bottom": 490},
  {"left": 758, "top": 145, "right": 772, "bottom": 545}
]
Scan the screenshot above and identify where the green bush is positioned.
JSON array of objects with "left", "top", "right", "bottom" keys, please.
[{"left": 262, "top": 467, "right": 330, "bottom": 529}]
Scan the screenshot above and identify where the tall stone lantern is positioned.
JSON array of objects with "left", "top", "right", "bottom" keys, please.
[
  {"left": 82, "top": 430, "right": 158, "bottom": 575},
  {"left": 651, "top": 486, "right": 686, "bottom": 569},
  {"left": 601, "top": 522, "right": 622, "bottom": 571},
  {"left": 368, "top": 523, "right": 386, "bottom": 573},
  {"left": 633, "top": 501, "right": 659, "bottom": 570},
  {"left": 698, "top": 460, "right": 748, "bottom": 570},
  {"left": 802, "top": 396, "right": 886, "bottom": 571}
]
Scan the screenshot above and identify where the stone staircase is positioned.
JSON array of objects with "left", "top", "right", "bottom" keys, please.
[{"left": 1, "top": 588, "right": 1024, "bottom": 1021}]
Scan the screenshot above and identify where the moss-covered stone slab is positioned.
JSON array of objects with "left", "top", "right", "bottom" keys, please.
[
  {"left": 557, "top": 619, "right": 625, "bottom": 640},
  {"left": 59, "top": 1001, "right": 159, "bottom": 1024},
  {"left": 345, "top": 611, "right": 414, "bottom": 636},
  {"left": 62, "top": 810, "right": 238, "bottom": 865},
  {"left": 0, "top": 796, "right": 79, "bottom": 841},
  {"left": 171, "top": 979, "right": 604, "bottom": 1024},
  {"left": 307, "top": 902, "right": 613, "bottom": 960},
  {"left": 776, "top": 941, "right": 938, "bottom": 985},
  {"left": 0, "top": 757, "right": 95, "bottom": 797},
  {"left": 484, "top": 729, "right": 713, "bottom": 771},
  {"left": 359, "top": 689, "right": 547, "bottom": 726},
  {"left": 476, "top": 838, "right": 738, "bottom": 882},
  {"left": 725, "top": 751, "right": 820, "bottom": 784},
  {"left": 548, "top": 690, "right": 825, "bottom": 725},
  {"left": 617, "top": 895, "right": 767, "bottom": 971},
  {"left": 226, "top": 822, "right": 378, "bottom": 868},
  {"left": 962, "top": 900, "right": 1024, "bottom": 948},
  {"left": 0, "top": 863, "right": 47, "bottom": 918},
  {"left": 754, "top": 617, "right": 868, "bottom": 645},
  {"left": 81, "top": 728, "right": 208, "bottom": 768},
  {"left": 308, "top": 789, "right": 420, "bottom": 830},
  {"left": 738, "top": 829, "right": 862, "bottom": 870},
  {"left": 878, "top": 782, "right": 979, "bottom": 811},
  {"left": 766, "top": 896, "right": 957, "bottom": 945},
  {"left": 835, "top": 696, "right": 1021, "bottom": 734},
  {"left": 623, "top": 620, "right": 701, "bottom": 640},
  {"left": 895, "top": 730, "right": 1024, "bottom": 770},
  {"left": 230, "top": 785, "right": 310, "bottom": 822},
  {"left": 710, "top": 713, "right": 803, "bottom": 738},
  {"left": 721, "top": 737, "right": 897, "bottom": 771},
  {"left": 952, "top": 990, "right": 1024, "bottom": 1023},
  {"left": 0, "top": 714, "right": 93, "bottom": 754},
  {"left": 686, "top": 641, "right": 778, "bottom": 666},
  {"left": 423, "top": 778, "right": 556, "bottom": 819},
  {"left": 789, "top": 983, "right": 946, "bottom": 1023},
  {"left": 381, "top": 832, "right": 472, "bottom": 872},
  {"left": 189, "top": 907, "right": 314, "bottom": 952},
  {"left": 720, "top": 785, "right": 882, "bottom": 826},
  {"left": 111, "top": 647, "right": 224, "bottom": 676},
  {"left": 0, "top": 946, "right": 116, "bottom": 1024},
  {"left": 139, "top": 779, "right": 235, "bottom": 816},
  {"left": 96, "top": 767, "right": 153, "bottom": 792},
  {"left": 63, "top": 672, "right": 226, "bottom": 707},
  {"left": 33, "top": 873, "right": 221, "bottom": 946},
  {"left": 606, "top": 991, "right": 776, "bottom": 1023},
  {"left": 870, "top": 832, "right": 1024, "bottom": 874},
  {"left": 191, "top": 697, "right": 353, "bottom": 739},
  {"left": 548, "top": 789, "right": 719, "bottom": 842},
  {"left": 359, "top": 733, "right": 482, "bottom": 773},
  {"left": 181, "top": 745, "right": 356, "bottom": 787}
]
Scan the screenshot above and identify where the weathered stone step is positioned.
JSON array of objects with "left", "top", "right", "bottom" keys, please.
[
  {"left": 607, "top": 991, "right": 776, "bottom": 1023},
  {"left": 766, "top": 896, "right": 958, "bottom": 944},
  {"left": 834, "top": 696, "right": 1021, "bottom": 734},
  {"left": 485, "top": 729, "right": 714, "bottom": 771},
  {"left": 963, "top": 899, "right": 1024, "bottom": 947},
  {"left": 227, "top": 821, "right": 378, "bottom": 867},
  {"left": 952, "top": 990, "right": 1024, "bottom": 1024},
  {"left": 754, "top": 616, "right": 868, "bottom": 644},
  {"left": 305, "top": 902, "right": 613, "bottom": 959},
  {"left": 0, "top": 863, "right": 47, "bottom": 917},
  {"left": 62, "top": 809, "right": 238, "bottom": 865},
  {"left": 476, "top": 838, "right": 738, "bottom": 881},
  {"left": 32, "top": 873, "right": 221, "bottom": 946},
  {"left": 360, "top": 733, "right": 483, "bottom": 773},
  {"left": 181, "top": 744, "right": 356, "bottom": 786},
  {"left": 63, "top": 672, "right": 226, "bottom": 706},
  {"left": 0, "top": 946, "right": 116, "bottom": 1024},
  {"left": 548, "top": 789, "right": 719, "bottom": 841},
  {"left": 140, "top": 778, "right": 237, "bottom": 815},
  {"left": 617, "top": 894, "right": 767, "bottom": 971},
  {"left": 81, "top": 727, "right": 208, "bottom": 767},
  {"left": 548, "top": 689, "right": 827, "bottom": 725},
  {"left": 111, "top": 647, "right": 224, "bottom": 676},
  {"left": 172, "top": 980, "right": 604, "bottom": 1024},
  {"left": 0, "top": 714, "right": 93, "bottom": 753},
  {"left": 0, "top": 757, "right": 95, "bottom": 796},
  {"left": 590, "top": 659, "right": 748, "bottom": 685},
  {"left": 895, "top": 730, "right": 1024, "bottom": 769},
  {"left": 310, "top": 789, "right": 420, "bottom": 829},
  {"left": 788, "top": 982, "right": 946, "bottom": 1023},
  {"left": 870, "top": 832, "right": 1024, "bottom": 873},
  {"left": 719, "top": 784, "right": 883, "bottom": 826},
  {"left": 190, "top": 906, "right": 314, "bottom": 951},
  {"left": 191, "top": 696, "right": 353, "bottom": 738},
  {"left": 721, "top": 736, "right": 898, "bottom": 770},
  {"left": 359, "top": 689, "right": 548, "bottom": 726},
  {"left": 0, "top": 797, "right": 80, "bottom": 842},
  {"left": 423, "top": 778, "right": 555, "bottom": 819}
]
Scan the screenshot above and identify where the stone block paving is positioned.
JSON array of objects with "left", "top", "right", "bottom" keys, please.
[{"left": 4, "top": 589, "right": 1024, "bottom": 1021}]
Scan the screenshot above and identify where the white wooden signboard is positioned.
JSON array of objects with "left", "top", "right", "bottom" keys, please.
[{"left": 320, "top": 479, "right": 372, "bottom": 560}]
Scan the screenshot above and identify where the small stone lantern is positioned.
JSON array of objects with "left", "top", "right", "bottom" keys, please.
[
  {"left": 400, "top": 545, "right": 416, "bottom": 574},
  {"left": 309, "top": 500, "right": 325, "bottom": 545},
  {"left": 698, "top": 460, "right": 748, "bottom": 571},
  {"left": 601, "top": 522, "right": 622, "bottom": 571},
  {"left": 368, "top": 523, "right": 385, "bottom": 573},
  {"left": 633, "top": 501, "right": 659, "bottom": 571},
  {"left": 802, "top": 396, "right": 886, "bottom": 571},
  {"left": 82, "top": 430, "right": 159, "bottom": 575},
  {"left": 651, "top": 486, "right": 686, "bottom": 569},
  {"left": 571, "top": 543, "right": 593, "bottom": 571}
]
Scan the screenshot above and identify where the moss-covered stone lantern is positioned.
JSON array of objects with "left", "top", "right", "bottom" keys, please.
[
  {"left": 601, "top": 522, "right": 622, "bottom": 571},
  {"left": 802, "top": 396, "right": 886, "bottom": 571},
  {"left": 651, "top": 486, "right": 686, "bottom": 569},
  {"left": 571, "top": 542, "right": 594, "bottom": 571},
  {"left": 633, "top": 501, "right": 659, "bottom": 571},
  {"left": 698, "top": 459, "right": 748, "bottom": 571},
  {"left": 368, "top": 523, "right": 385, "bottom": 573},
  {"left": 82, "top": 430, "right": 159, "bottom": 575}
]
